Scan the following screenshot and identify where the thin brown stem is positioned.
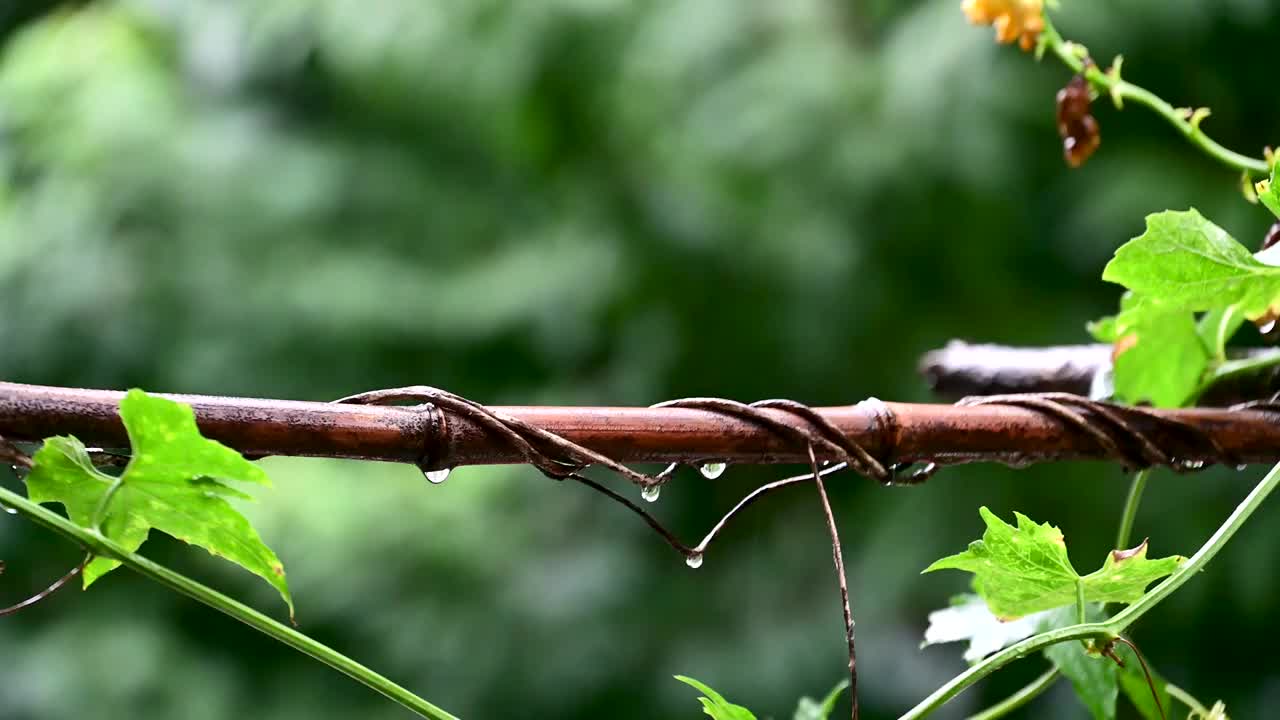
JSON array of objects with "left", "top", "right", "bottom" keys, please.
[
  {"left": 1111, "top": 636, "right": 1166, "bottom": 720},
  {"left": 809, "top": 445, "right": 857, "bottom": 720},
  {"left": 0, "top": 433, "right": 33, "bottom": 470},
  {"left": 690, "top": 463, "right": 847, "bottom": 554},
  {"left": 0, "top": 553, "right": 91, "bottom": 617},
  {"left": 569, "top": 464, "right": 849, "bottom": 562},
  {"left": 566, "top": 473, "right": 692, "bottom": 556}
]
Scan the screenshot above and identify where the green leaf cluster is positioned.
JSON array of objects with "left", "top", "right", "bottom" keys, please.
[
  {"left": 26, "top": 390, "right": 293, "bottom": 617},
  {"left": 923, "top": 507, "right": 1183, "bottom": 618},
  {"left": 1092, "top": 195, "right": 1280, "bottom": 407}
]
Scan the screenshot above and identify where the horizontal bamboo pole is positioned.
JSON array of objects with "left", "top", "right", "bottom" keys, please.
[{"left": 4, "top": 381, "right": 1280, "bottom": 471}]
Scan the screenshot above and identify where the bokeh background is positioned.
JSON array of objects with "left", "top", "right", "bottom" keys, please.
[{"left": 1, "top": 1, "right": 1278, "bottom": 718}]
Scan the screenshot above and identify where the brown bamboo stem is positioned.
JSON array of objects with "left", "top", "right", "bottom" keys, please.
[{"left": 3, "top": 380, "right": 1280, "bottom": 471}]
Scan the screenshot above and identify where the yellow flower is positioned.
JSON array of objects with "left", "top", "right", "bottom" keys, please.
[{"left": 962, "top": 0, "right": 1045, "bottom": 51}]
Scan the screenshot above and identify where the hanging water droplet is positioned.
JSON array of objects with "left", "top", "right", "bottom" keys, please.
[
  {"left": 1237, "top": 464, "right": 1249, "bottom": 471},
  {"left": 910, "top": 462, "right": 939, "bottom": 482},
  {"left": 699, "top": 462, "right": 726, "bottom": 479},
  {"left": 1262, "top": 319, "right": 1278, "bottom": 334},
  {"left": 685, "top": 552, "right": 704, "bottom": 569},
  {"left": 641, "top": 485, "right": 661, "bottom": 503},
  {"left": 423, "top": 467, "right": 451, "bottom": 484},
  {"left": 1182, "top": 459, "right": 1205, "bottom": 471},
  {"left": 0, "top": 502, "right": 16, "bottom": 515}
]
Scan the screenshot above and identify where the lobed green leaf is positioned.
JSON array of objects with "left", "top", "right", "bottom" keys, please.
[
  {"left": 26, "top": 389, "right": 293, "bottom": 618},
  {"left": 1103, "top": 209, "right": 1280, "bottom": 321},
  {"left": 924, "top": 508, "right": 1183, "bottom": 618}
]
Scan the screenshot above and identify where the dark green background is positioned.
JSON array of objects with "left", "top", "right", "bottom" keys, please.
[{"left": 1, "top": 1, "right": 1277, "bottom": 718}]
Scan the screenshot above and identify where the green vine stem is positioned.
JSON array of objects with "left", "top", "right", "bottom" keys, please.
[
  {"left": 901, "top": 459, "right": 1280, "bottom": 720},
  {"left": 1205, "top": 351, "right": 1280, "bottom": 392},
  {"left": 0, "top": 485, "right": 460, "bottom": 720},
  {"left": 1114, "top": 468, "right": 1151, "bottom": 553},
  {"left": 1041, "top": 14, "right": 1269, "bottom": 176},
  {"left": 1166, "top": 683, "right": 1217, "bottom": 716},
  {"left": 966, "top": 667, "right": 1059, "bottom": 720}
]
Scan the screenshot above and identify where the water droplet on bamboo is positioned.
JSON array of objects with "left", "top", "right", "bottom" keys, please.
[
  {"left": 685, "top": 552, "right": 704, "bottom": 569},
  {"left": 641, "top": 485, "right": 661, "bottom": 503},
  {"left": 911, "top": 462, "right": 939, "bottom": 482},
  {"left": 699, "top": 462, "right": 726, "bottom": 479},
  {"left": 424, "top": 467, "right": 451, "bottom": 484}
]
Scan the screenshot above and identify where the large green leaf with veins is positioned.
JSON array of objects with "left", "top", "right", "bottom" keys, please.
[
  {"left": 1102, "top": 209, "right": 1280, "bottom": 320},
  {"left": 923, "top": 507, "right": 1183, "bottom": 618},
  {"left": 26, "top": 389, "right": 292, "bottom": 618}
]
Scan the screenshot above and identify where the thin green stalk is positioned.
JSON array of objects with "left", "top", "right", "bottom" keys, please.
[
  {"left": 1165, "top": 684, "right": 1211, "bottom": 716},
  {"left": 0, "top": 486, "right": 459, "bottom": 720},
  {"left": 898, "top": 621, "right": 1114, "bottom": 720},
  {"left": 1075, "top": 581, "right": 1086, "bottom": 626},
  {"left": 900, "top": 460, "right": 1280, "bottom": 720},
  {"left": 1041, "top": 15, "right": 1269, "bottom": 176},
  {"left": 965, "top": 668, "right": 1059, "bottom": 720},
  {"left": 1115, "top": 469, "right": 1150, "bottom": 551},
  {"left": 1206, "top": 351, "right": 1280, "bottom": 390},
  {"left": 1106, "top": 460, "right": 1280, "bottom": 629}
]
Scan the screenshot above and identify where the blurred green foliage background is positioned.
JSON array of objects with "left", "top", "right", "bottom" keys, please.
[{"left": 1, "top": 1, "right": 1278, "bottom": 718}]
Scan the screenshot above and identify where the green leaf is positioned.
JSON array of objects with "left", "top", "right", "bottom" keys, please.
[
  {"left": 1115, "top": 307, "right": 1206, "bottom": 407},
  {"left": 1257, "top": 163, "right": 1280, "bottom": 220},
  {"left": 1089, "top": 292, "right": 1209, "bottom": 407},
  {"left": 27, "top": 389, "right": 293, "bottom": 618},
  {"left": 1045, "top": 642, "right": 1118, "bottom": 720},
  {"left": 923, "top": 508, "right": 1184, "bottom": 618},
  {"left": 1113, "top": 643, "right": 1171, "bottom": 720},
  {"left": 792, "top": 679, "right": 848, "bottom": 720},
  {"left": 1102, "top": 209, "right": 1280, "bottom": 321},
  {"left": 1087, "top": 314, "right": 1119, "bottom": 343},
  {"left": 674, "top": 676, "right": 757, "bottom": 720}
]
